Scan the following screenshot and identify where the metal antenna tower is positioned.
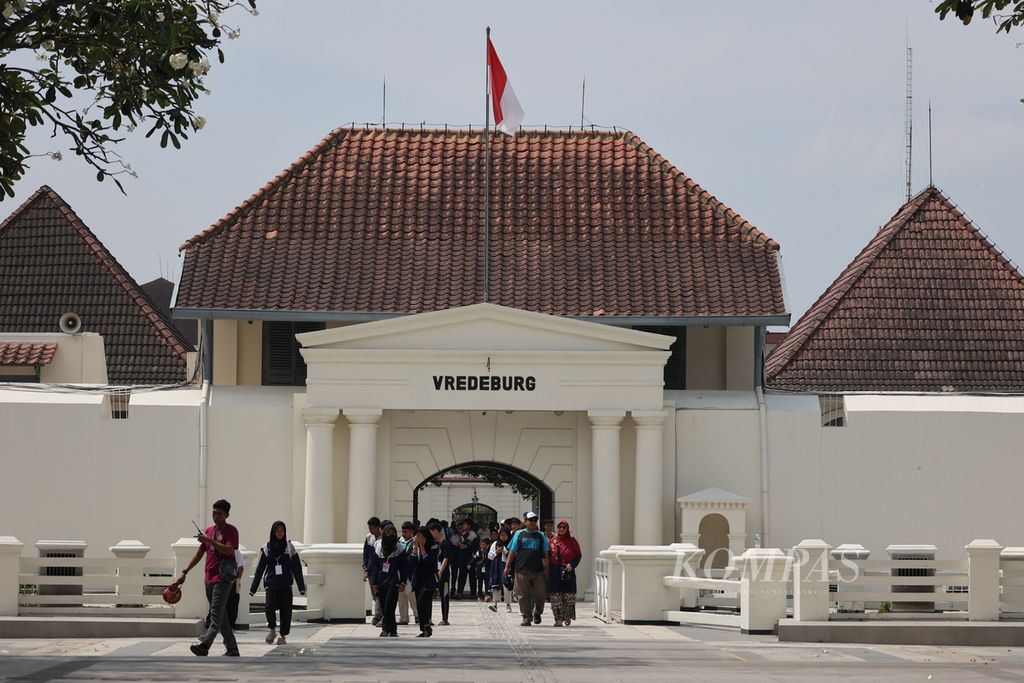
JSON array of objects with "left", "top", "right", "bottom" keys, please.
[{"left": 904, "top": 41, "right": 913, "bottom": 202}]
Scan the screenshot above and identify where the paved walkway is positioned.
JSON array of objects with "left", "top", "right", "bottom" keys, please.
[{"left": 2, "top": 601, "right": 1024, "bottom": 681}]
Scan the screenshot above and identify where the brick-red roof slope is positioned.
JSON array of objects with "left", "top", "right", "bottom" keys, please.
[
  {"left": 177, "top": 128, "right": 786, "bottom": 319},
  {"left": 766, "top": 187, "right": 1024, "bottom": 393},
  {"left": 0, "top": 187, "right": 191, "bottom": 384},
  {"left": 0, "top": 342, "right": 57, "bottom": 366}
]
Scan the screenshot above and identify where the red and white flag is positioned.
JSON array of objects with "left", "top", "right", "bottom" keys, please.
[{"left": 487, "top": 37, "right": 524, "bottom": 136}]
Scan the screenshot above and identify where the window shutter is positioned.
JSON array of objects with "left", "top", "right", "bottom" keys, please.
[
  {"left": 262, "top": 321, "right": 326, "bottom": 386},
  {"left": 634, "top": 325, "right": 686, "bottom": 390}
]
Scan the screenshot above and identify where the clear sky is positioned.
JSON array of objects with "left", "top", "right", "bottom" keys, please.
[{"left": 5, "top": 0, "right": 1023, "bottom": 325}]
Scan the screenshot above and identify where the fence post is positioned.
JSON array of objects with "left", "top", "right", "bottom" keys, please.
[
  {"left": 0, "top": 537, "right": 23, "bottom": 617},
  {"left": 966, "top": 539, "right": 1002, "bottom": 622},
  {"left": 831, "top": 544, "right": 870, "bottom": 612},
  {"left": 793, "top": 539, "right": 831, "bottom": 622},
  {"left": 886, "top": 544, "right": 937, "bottom": 613},
  {"left": 109, "top": 540, "right": 150, "bottom": 607},
  {"left": 171, "top": 537, "right": 208, "bottom": 619},
  {"left": 301, "top": 543, "right": 365, "bottom": 621},
  {"left": 236, "top": 546, "right": 257, "bottom": 628},
  {"left": 737, "top": 548, "right": 792, "bottom": 634}
]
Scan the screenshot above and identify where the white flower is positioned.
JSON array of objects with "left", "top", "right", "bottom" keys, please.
[
  {"left": 41, "top": 40, "right": 54, "bottom": 51},
  {"left": 156, "top": 11, "right": 164, "bottom": 21},
  {"left": 250, "top": 8, "right": 258, "bottom": 16},
  {"left": 194, "top": 116, "right": 206, "bottom": 130},
  {"left": 49, "top": 151, "right": 62, "bottom": 161},
  {"left": 228, "top": 28, "right": 240, "bottom": 40},
  {"left": 2, "top": 4, "right": 14, "bottom": 20},
  {"left": 35, "top": 53, "right": 47, "bottom": 61},
  {"left": 208, "top": 11, "right": 219, "bottom": 24},
  {"left": 126, "top": 123, "right": 136, "bottom": 132},
  {"left": 189, "top": 56, "right": 210, "bottom": 77},
  {"left": 169, "top": 52, "right": 188, "bottom": 70}
]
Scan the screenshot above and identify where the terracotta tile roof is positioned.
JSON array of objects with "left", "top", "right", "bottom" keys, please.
[
  {"left": 0, "top": 187, "right": 191, "bottom": 384},
  {"left": 766, "top": 186, "right": 1024, "bottom": 393},
  {"left": 176, "top": 127, "right": 786, "bottom": 319},
  {"left": 0, "top": 342, "right": 57, "bottom": 366}
]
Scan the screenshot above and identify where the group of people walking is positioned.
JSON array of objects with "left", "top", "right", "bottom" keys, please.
[
  {"left": 172, "top": 498, "right": 583, "bottom": 656},
  {"left": 362, "top": 510, "right": 582, "bottom": 636}
]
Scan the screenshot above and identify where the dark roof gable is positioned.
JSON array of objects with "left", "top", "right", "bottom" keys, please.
[
  {"left": 0, "top": 186, "right": 191, "bottom": 384},
  {"left": 766, "top": 186, "right": 1024, "bottom": 393},
  {"left": 176, "top": 127, "right": 787, "bottom": 320}
]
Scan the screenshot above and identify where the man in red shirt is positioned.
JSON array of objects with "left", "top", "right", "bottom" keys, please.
[{"left": 176, "top": 499, "right": 240, "bottom": 656}]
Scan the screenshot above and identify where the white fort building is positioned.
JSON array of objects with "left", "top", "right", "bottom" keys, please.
[{"left": 1, "top": 128, "right": 1023, "bottom": 600}]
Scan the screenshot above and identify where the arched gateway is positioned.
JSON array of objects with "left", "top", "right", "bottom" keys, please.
[{"left": 294, "top": 303, "right": 673, "bottom": 595}]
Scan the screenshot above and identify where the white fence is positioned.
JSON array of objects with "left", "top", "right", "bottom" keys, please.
[
  {"left": 595, "top": 538, "right": 1024, "bottom": 635},
  {"left": 0, "top": 536, "right": 359, "bottom": 623}
]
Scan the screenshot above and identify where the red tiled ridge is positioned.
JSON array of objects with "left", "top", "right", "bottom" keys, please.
[
  {"left": 766, "top": 186, "right": 1024, "bottom": 393},
  {"left": 176, "top": 127, "right": 787, "bottom": 319},
  {"left": 0, "top": 342, "right": 57, "bottom": 366},
  {"left": 0, "top": 187, "right": 192, "bottom": 384}
]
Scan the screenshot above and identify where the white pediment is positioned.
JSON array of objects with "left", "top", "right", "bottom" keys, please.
[
  {"left": 296, "top": 303, "right": 673, "bottom": 353},
  {"left": 296, "top": 304, "right": 672, "bottom": 412}
]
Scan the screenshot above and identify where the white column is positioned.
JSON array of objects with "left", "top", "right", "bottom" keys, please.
[
  {"left": 303, "top": 408, "right": 339, "bottom": 546},
  {"left": 632, "top": 410, "right": 666, "bottom": 546},
  {"left": 109, "top": 540, "right": 150, "bottom": 606},
  {"left": 792, "top": 539, "right": 831, "bottom": 622},
  {"left": 0, "top": 536, "right": 24, "bottom": 617},
  {"left": 344, "top": 408, "right": 383, "bottom": 543},
  {"left": 589, "top": 410, "right": 625, "bottom": 557},
  {"left": 966, "top": 539, "right": 1003, "bottom": 622}
]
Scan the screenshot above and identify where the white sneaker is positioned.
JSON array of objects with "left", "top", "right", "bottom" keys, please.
[
  {"left": 276, "top": 635, "right": 287, "bottom": 645},
  {"left": 264, "top": 630, "right": 276, "bottom": 644}
]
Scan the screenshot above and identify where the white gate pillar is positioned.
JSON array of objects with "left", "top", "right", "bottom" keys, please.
[
  {"left": 589, "top": 410, "right": 625, "bottom": 556},
  {"left": 632, "top": 410, "right": 666, "bottom": 546},
  {"left": 345, "top": 408, "right": 383, "bottom": 543},
  {"left": 303, "top": 408, "right": 339, "bottom": 545}
]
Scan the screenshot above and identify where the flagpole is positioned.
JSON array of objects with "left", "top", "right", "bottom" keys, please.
[{"left": 483, "top": 26, "right": 491, "bottom": 304}]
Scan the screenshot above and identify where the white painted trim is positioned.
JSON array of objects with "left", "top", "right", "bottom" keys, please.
[
  {"left": 296, "top": 303, "right": 675, "bottom": 350},
  {"left": 302, "top": 349, "right": 671, "bottom": 366}
]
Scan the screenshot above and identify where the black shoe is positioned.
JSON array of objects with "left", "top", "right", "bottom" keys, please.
[
  {"left": 379, "top": 630, "right": 389, "bottom": 637},
  {"left": 223, "top": 650, "right": 240, "bottom": 657},
  {"left": 388, "top": 632, "right": 398, "bottom": 637},
  {"left": 189, "top": 644, "right": 208, "bottom": 657},
  {"left": 416, "top": 629, "right": 432, "bottom": 638},
  {"left": 439, "top": 620, "right": 449, "bottom": 626},
  {"left": 533, "top": 613, "right": 542, "bottom": 624},
  {"left": 521, "top": 618, "right": 532, "bottom": 626}
]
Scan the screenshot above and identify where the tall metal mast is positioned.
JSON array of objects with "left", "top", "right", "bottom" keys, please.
[{"left": 904, "top": 41, "right": 913, "bottom": 202}]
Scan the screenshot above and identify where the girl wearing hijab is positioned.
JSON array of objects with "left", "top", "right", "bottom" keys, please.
[
  {"left": 487, "top": 526, "right": 514, "bottom": 613},
  {"left": 248, "top": 521, "right": 306, "bottom": 644},
  {"left": 370, "top": 521, "right": 409, "bottom": 637},
  {"left": 409, "top": 526, "right": 438, "bottom": 637},
  {"left": 547, "top": 520, "right": 582, "bottom": 627}
]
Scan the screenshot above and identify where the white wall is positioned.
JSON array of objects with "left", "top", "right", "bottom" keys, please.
[
  {"left": 5, "top": 383, "right": 1024, "bottom": 567},
  {"left": 0, "top": 389, "right": 198, "bottom": 557},
  {"left": 766, "top": 394, "right": 1024, "bottom": 557},
  {"left": 674, "top": 390, "right": 1024, "bottom": 558}
]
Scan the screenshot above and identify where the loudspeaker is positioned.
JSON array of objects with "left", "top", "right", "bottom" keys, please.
[{"left": 58, "top": 311, "right": 82, "bottom": 334}]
